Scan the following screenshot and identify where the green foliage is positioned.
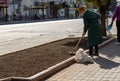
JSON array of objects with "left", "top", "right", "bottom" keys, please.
[
  {"left": 76, "top": 0, "right": 80, "bottom": 2},
  {"left": 85, "top": 0, "right": 112, "bottom": 10},
  {"left": 50, "top": 4, "right": 62, "bottom": 10},
  {"left": 54, "top": 4, "right": 62, "bottom": 10}
]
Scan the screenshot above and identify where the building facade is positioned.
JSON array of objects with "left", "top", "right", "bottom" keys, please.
[{"left": 0, "top": 0, "right": 78, "bottom": 22}]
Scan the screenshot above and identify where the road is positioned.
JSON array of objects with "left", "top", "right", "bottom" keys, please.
[
  {"left": 0, "top": 19, "right": 83, "bottom": 42},
  {"left": 0, "top": 19, "right": 117, "bottom": 55},
  {"left": 0, "top": 19, "right": 84, "bottom": 55}
]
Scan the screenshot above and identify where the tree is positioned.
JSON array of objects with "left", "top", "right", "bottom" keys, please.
[{"left": 85, "top": 0, "right": 112, "bottom": 36}]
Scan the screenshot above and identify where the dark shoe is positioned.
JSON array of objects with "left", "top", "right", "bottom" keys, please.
[
  {"left": 89, "top": 54, "right": 93, "bottom": 57},
  {"left": 69, "top": 52, "right": 76, "bottom": 56},
  {"left": 93, "top": 53, "right": 99, "bottom": 57}
]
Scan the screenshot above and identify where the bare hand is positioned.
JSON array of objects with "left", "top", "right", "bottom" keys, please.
[{"left": 110, "top": 21, "right": 113, "bottom": 26}]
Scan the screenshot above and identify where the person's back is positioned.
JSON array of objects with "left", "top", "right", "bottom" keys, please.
[
  {"left": 83, "top": 10, "right": 101, "bottom": 30},
  {"left": 84, "top": 10, "right": 100, "bottom": 24}
]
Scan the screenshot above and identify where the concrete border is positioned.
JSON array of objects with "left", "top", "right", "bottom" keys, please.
[{"left": 0, "top": 37, "right": 115, "bottom": 81}]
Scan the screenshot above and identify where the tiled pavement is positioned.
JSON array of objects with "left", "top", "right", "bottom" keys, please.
[{"left": 46, "top": 39, "right": 120, "bottom": 81}]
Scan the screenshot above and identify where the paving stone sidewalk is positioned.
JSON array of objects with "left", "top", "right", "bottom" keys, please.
[{"left": 46, "top": 39, "right": 120, "bottom": 81}]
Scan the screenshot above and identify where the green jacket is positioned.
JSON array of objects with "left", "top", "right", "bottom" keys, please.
[{"left": 83, "top": 10, "right": 102, "bottom": 47}]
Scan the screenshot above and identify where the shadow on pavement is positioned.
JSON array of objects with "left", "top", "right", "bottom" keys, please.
[
  {"left": 99, "top": 39, "right": 120, "bottom": 59},
  {"left": 94, "top": 57, "right": 120, "bottom": 69}
]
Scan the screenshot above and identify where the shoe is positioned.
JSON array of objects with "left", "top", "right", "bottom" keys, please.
[
  {"left": 89, "top": 54, "right": 93, "bottom": 57},
  {"left": 93, "top": 53, "right": 100, "bottom": 57},
  {"left": 116, "top": 42, "right": 120, "bottom": 45}
]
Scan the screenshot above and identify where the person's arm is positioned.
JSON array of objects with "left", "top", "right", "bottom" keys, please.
[
  {"left": 96, "top": 13, "right": 100, "bottom": 19},
  {"left": 82, "top": 15, "right": 88, "bottom": 36},
  {"left": 111, "top": 6, "right": 118, "bottom": 26}
]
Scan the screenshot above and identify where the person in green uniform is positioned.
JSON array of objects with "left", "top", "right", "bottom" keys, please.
[{"left": 79, "top": 6, "right": 102, "bottom": 57}]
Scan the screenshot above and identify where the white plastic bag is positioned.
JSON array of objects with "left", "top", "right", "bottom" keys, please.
[{"left": 75, "top": 50, "right": 81, "bottom": 62}]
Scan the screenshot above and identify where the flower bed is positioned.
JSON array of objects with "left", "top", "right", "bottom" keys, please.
[{"left": 0, "top": 37, "right": 108, "bottom": 79}]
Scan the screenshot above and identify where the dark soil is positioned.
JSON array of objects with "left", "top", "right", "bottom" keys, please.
[{"left": 0, "top": 37, "right": 108, "bottom": 79}]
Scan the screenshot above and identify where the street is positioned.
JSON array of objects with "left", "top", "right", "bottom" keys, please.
[
  {"left": 0, "top": 19, "right": 84, "bottom": 55},
  {"left": 0, "top": 19, "right": 117, "bottom": 55},
  {"left": 0, "top": 19, "right": 83, "bottom": 42}
]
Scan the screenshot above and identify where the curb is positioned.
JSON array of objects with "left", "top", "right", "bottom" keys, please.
[
  {"left": 0, "top": 37, "right": 115, "bottom": 81},
  {"left": 98, "top": 37, "right": 115, "bottom": 48}
]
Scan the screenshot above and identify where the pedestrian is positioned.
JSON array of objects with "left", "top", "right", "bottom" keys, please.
[
  {"left": 79, "top": 6, "right": 102, "bottom": 57},
  {"left": 110, "top": 5, "right": 120, "bottom": 44}
]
